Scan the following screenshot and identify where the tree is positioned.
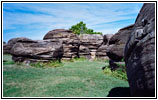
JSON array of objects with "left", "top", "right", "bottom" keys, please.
[{"left": 69, "top": 21, "right": 102, "bottom": 35}]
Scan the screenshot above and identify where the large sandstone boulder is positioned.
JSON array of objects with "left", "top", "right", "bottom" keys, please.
[
  {"left": 106, "top": 24, "right": 134, "bottom": 61},
  {"left": 124, "top": 3, "right": 155, "bottom": 97},
  {"left": 79, "top": 34, "right": 103, "bottom": 59},
  {"left": 10, "top": 38, "right": 63, "bottom": 62},
  {"left": 3, "top": 37, "right": 33, "bottom": 54},
  {"left": 43, "top": 29, "right": 80, "bottom": 60}
]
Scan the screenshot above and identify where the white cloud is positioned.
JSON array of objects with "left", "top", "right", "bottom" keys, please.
[{"left": 3, "top": 3, "right": 143, "bottom": 42}]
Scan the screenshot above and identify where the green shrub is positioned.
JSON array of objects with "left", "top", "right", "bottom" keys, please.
[
  {"left": 30, "top": 62, "right": 44, "bottom": 68},
  {"left": 3, "top": 54, "right": 15, "bottom": 65},
  {"left": 69, "top": 21, "right": 102, "bottom": 35},
  {"left": 69, "top": 57, "right": 87, "bottom": 62},
  {"left": 15, "top": 62, "right": 24, "bottom": 66},
  {"left": 121, "top": 58, "right": 125, "bottom": 62},
  {"left": 93, "top": 58, "right": 107, "bottom": 62},
  {"left": 116, "top": 63, "right": 126, "bottom": 73},
  {"left": 104, "top": 59, "right": 109, "bottom": 63},
  {"left": 103, "top": 67, "right": 112, "bottom": 75},
  {"left": 103, "top": 66, "right": 128, "bottom": 81},
  {"left": 44, "top": 60, "right": 63, "bottom": 67},
  {"left": 30, "top": 60, "right": 63, "bottom": 68},
  {"left": 3, "top": 61, "right": 15, "bottom": 65}
]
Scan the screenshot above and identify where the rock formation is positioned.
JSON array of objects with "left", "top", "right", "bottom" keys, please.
[
  {"left": 106, "top": 24, "right": 134, "bottom": 61},
  {"left": 3, "top": 37, "right": 33, "bottom": 54},
  {"left": 79, "top": 34, "right": 103, "bottom": 60},
  {"left": 43, "top": 29, "right": 80, "bottom": 60},
  {"left": 10, "top": 38, "right": 63, "bottom": 63},
  {"left": 79, "top": 45, "right": 91, "bottom": 59},
  {"left": 96, "top": 34, "right": 113, "bottom": 60},
  {"left": 124, "top": 3, "right": 155, "bottom": 97},
  {"left": 96, "top": 45, "right": 109, "bottom": 60},
  {"left": 103, "top": 35, "right": 108, "bottom": 45},
  {"left": 3, "top": 43, "right": 11, "bottom": 54},
  {"left": 105, "top": 25, "right": 134, "bottom": 71},
  {"left": 3, "top": 41, "right": 8, "bottom": 54},
  {"left": 104, "top": 34, "right": 113, "bottom": 45},
  {"left": 4, "top": 31, "right": 112, "bottom": 61}
]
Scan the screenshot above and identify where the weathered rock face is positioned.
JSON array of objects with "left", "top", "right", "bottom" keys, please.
[
  {"left": 10, "top": 38, "right": 63, "bottom": 62},
  {"left": 104, "top": 34, "right": 113, "bottom": 45},
  {"left": 106, "top": 24, "right": 134, "bottom": 61},
  {"left": 3, "top": 37, "right": 33, "bottom": 54},
  {"left": 96, "top": 45, "right": 109, "bottom": 60},
  {"left": 43, "top": 29, "right": 80, "bottom": 60},
  {"left": 103, "top": 35, "right": 108, "bottom": 45},
  {"left": 3, "top": 43, "right": 11, "bottom": 54},
  {"left": 8, "top": 37, "right": 33, "bottom": 45},
  {"left": 95, "top": 34, "right": 113, "bottom": 60},
  {"left": 79, "top": 45, "right": 91, "bottom": 59},
  {"left": 124, "top": 3, "right": 155, "bottom": 97},
  {"left": 79, "top": 34, "right": 103, "bottom": 59}
]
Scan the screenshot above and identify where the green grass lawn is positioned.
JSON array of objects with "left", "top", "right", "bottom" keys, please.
[{"left": 3, "top": 54, "right": 129, "bottom": 97}]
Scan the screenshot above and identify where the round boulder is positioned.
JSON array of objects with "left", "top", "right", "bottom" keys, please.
[{"left": 106, "top": 24, "right": 134, "bottom": 61}]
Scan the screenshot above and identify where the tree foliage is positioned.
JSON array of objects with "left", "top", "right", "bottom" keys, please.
[{"left": 69, "top": 21, "right": 102, "bottom": 35}]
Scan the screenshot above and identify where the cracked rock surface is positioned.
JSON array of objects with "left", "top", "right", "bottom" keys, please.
[{"left": 124, "top": 3, "right": 155, "bottom": 97}]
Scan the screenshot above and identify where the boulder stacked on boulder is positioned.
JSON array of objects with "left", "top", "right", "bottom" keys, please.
[
  {"left": 105, "top": 24, "right": 134, "bottom": 70},
  {"left": 4, "top": 30, "right": 112, "bottom": 61},
  {"left": 124, "top": 3, "right": 155, "bottom": 97},
  {"left": 79, "top": 34, "right": 103, "bottom": 60},
  {"left": 10, "top": 37, "right": 63, "bottom": 63},
  {"left": 43, "top": 29, "right": 80, "bottom": 60},
  {"left": 106, "top": 24, "right": 134, "bottom": 62}
]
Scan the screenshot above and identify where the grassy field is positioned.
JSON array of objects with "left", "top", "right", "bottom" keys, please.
[{"left": 3, "top": 54, "right": 129, "bottom": 97}]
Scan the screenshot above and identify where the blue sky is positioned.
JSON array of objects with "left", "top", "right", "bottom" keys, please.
[{"left": 3, "top": 3, "right": 143, "bottom": 42}]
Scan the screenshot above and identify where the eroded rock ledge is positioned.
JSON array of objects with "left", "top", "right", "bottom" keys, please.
[{"left": 10, "top": 38, "right": 63, "bottom": 63}]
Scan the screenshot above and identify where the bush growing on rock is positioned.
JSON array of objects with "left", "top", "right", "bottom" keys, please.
[{"left": 69, "top": 21, "right": 102, "bottom": 35}]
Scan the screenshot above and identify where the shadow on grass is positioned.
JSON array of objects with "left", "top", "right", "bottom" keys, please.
[{"left": 107, "top": 87, "right": 131, "bottom": 97}]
